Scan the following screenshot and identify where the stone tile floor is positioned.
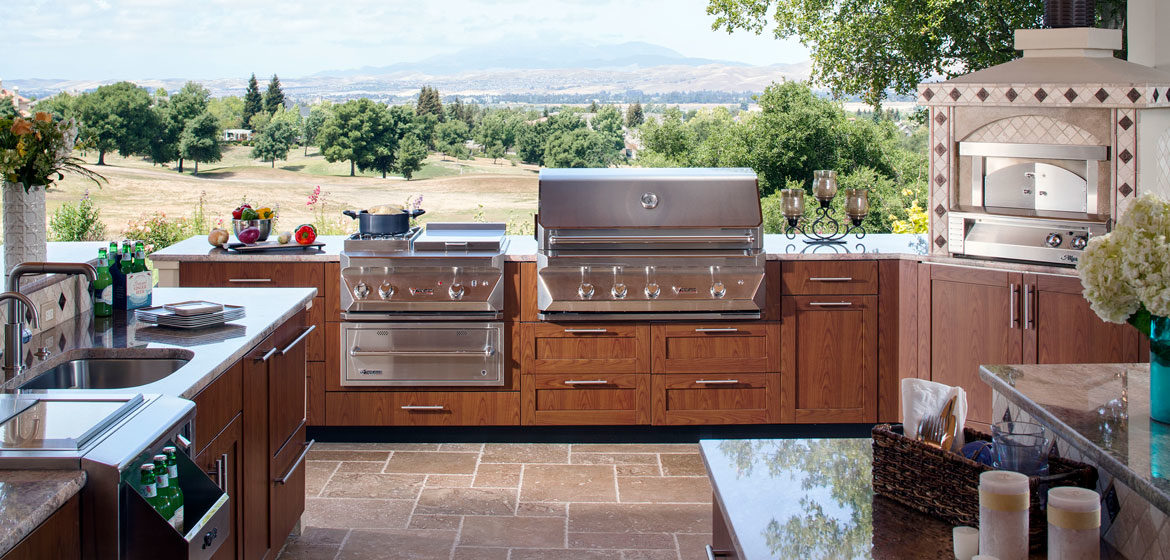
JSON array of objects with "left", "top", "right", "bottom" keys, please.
[{"left": 277, "top": 443, "right": 714, "bottom": 560}]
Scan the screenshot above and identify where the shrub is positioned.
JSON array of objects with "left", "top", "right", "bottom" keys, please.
[
  {"left": 49, "top": 192, "right": 108, "bottom": 241},
  {"left": 124, "top": 212, "right": 190, "bottom": 253}
]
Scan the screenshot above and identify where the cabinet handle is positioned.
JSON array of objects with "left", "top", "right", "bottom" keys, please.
[
  {"left": 808, "top": 277, "right": 853, "bottom": 282},
  {"left": 564, "top": 379, "right": 609, "bottom": 385},
  {"left": 401, "top": 405, "right": 446, "bottom": 410},
  {"left": 1010, "top": 284, "right": 1019, "bottom": 329},
  {"left": 695, "top": 379, "right": 739, "bottom": 385},
  {"left": 1023, "top": 284, "right": 1034, "bottom": 330},
  {"left": 281, "top": 324, "right": 317, "bottom": 355},
  {"left": 351, "top": 347, "right": 495, "bottom": 358},
  {"left": 694, "top": 328, "right": 739, "bottom": 333},
  {"left": 563, "top": 328, "right": 608, "bottom": 334},
  {"left": 706, "top": 545, "right": 734, "bottom": 559},
  {"left": 256, "top": 347, "right": 278, "bottom": 362},
  {"left": 808, "top": 302, "right": 852, "bottom": 307},
  {"left": 275, "top": 439, "right": 314, "bottom": 485},
  {"left": 227, "top": 278, "right": 272, "bottom": 283},
  {"left": 174, "top": 433, "right": 192, "bottom": 451},
  {"left": 219, "top": 453, "right": 228, "bottom": 491},
  {"left": 206, "top": 457, "right": 223, "bottom": 490}
]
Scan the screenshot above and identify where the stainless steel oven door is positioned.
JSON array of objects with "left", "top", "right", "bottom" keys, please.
[{"left": 341, "top": 322, "right": 504, "bottom": 386}]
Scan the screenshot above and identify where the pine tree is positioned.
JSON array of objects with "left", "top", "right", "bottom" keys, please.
[
  {"left": 625, "top": 102, "right": 644, "bottom": 128},
  {"left": 243, "top": 74, "right": 262, "bottom": 128},
  {"left": 416, "top": 86, "right": 444, "bottom": 121},
  {"left": 264, "top": 74, "right": 285, "bottom": 114},
  {"left": 588, "top": 101, "right": 599, "bottom": 113}
]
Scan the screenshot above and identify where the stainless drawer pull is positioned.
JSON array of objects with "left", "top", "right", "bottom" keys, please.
[
  {"left": 809, "top": 302, "right": 853, "bottom": 307},
  {"left": 563, "top": 328, "right": 608, "bottom": 333},
  {"left": 350, "top": 347, "right": 495, "bottom": 358},
  {"left": 564, "top": 379, "right": 609, "bottom": 385},
  {"left": 227, "top": 278, "right": 272, "bottom": 283},
  {"left": 257, "top": 347, "right": 279, "bottom": 362},
  {"left": 706, "top": 545, "right": 734, "bottom": 559},
  {"left": 401, "top": 405, "right": 446, "bottom": 410},
  {"left": 281, "top": 325, "right": 317, "bottom": 355},
  {"left": 809, "top": 277, "right": 853, "bottom": 282},
  {"left": 275, "top": 439, "right": 314, "bottom": 485},
  {"left": 695, "top": 379, "right": 739, "bottom": 385},
  {"left": 694, "top": 328, "right": 739, "bottom": 333},
  {"left": 1010, "top": 283, "right": 1019, "bottom": 329}
]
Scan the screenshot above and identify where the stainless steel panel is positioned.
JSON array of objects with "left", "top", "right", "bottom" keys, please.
[
  {"left": 342, "top": 322, "right": 504, "bottom": 386},
  {"left": 19, "top": 359, "right": 189, "bottom": 390},
  {"left": 984, "top": 162, "right": 1088, "bottom": 213},
  {"left": 340, "top": 260, "right": 504, "bottom": 313},
  {"left": 412, "top": 222, "right": 505, "bottom": 252},
  {"left": 959, "top": 142, "right": 1109, "bottom": 161},
  {"left": 948, "top": 211, "right": 1108, "bottom": 266},
  {"left": 537, "top": 168, "right": 761, "bottom": 230}
]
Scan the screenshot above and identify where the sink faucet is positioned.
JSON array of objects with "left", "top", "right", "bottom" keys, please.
[{"left": 3, "top": 262, "right": 97, "bottom": 381}]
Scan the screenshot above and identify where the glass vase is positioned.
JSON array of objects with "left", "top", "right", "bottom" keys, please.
[{"left": 1152, "top": 316, "right": 1170, "bottom": 424}]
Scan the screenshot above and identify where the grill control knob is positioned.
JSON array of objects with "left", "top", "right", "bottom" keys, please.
[
  {"left": 353, "top": 282, "right": 370, "bottom": 300},
  {"left": 578, "top": 283, "right": 595, "bottom": 299},
  {"left": 1071, "top": 235, "right": 1089, "bottom": 250},
  {"left": 448, "top": 283, "right": 465, "bottom": 300},
  {"left": 611, "top": 283, "right": 628, "bottom": 299},
  {"left": 1045, "top": 233, "right": 1063, "bottom": 248},
  {"left": 644, "top": 283, "right": 661, "bottom": 299},
  {"left": 710, "top": 282, "right": 727, "bottom": 298},
  {"left": 378, "top": 283, "right": 396, "bottom": 299}
]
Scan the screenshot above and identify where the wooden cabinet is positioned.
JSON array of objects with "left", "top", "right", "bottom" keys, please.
[
  {"left": 523, "top": 373, "right": 649, "bottom": 425},
  {"left": 1029, "top": 274, "right": 1142, "bottom": 365},
  {"left": 521, "top": 323, "right": 649, "bottom": 374},
  {"left": 269, "top": 424, "right": 310, "bottom": 555},
  {"left": 780, "top": 295, "right": 878, "bottom": 423},
  {"left": 651, "top": 373, "right": 775, "bottom": 425},
  {"left": 0, "top": 495, "right": 80, "bottom": 560},
  {"left": 326, "top": 391, "right": 521, "bottom": 426},
  {"left": 781, "top": 261, "right": 879, "bottom": 295},
  {"left": 650, "top": 323, "right": 778, "bottom": 373},
  {"left": 192, "top": 362, "right": 243, "bottom": 457},
  {"left": 268, "top": 323, "right": 312, "bottom": 456},
  {"left": 195, "top": 414, "right": 243, "bottom": 560},
  {"left": 179, "top": 262, "right": 324, "bottom": 292}
]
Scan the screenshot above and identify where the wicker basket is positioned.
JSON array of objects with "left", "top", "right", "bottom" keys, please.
[{"left": 872, "top": 423, "right": 1098, "bottom": 551}]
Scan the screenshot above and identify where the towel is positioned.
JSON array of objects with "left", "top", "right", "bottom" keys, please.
[{"left": 901, "top": 378, "right": 968, "bottom": 452}]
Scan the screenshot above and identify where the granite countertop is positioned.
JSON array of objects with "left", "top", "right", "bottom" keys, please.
[
  {"left": 981, "top": 363, "right": 1170, "bottom": 515},
  {"left": 5, "top": 287, "right": 317, "bottom": 398},
  {"left": 0, "top": 469, "right": 86, "bottom": 554}
]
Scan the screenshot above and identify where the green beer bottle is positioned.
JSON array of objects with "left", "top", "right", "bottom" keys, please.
[
  {"left": 132, "top": 250, "right": 147, "bottom": 273},
  {"left": 139, "top": 464, "right": 171, "bottom": 518},
  {"left": 162, "top": 447, "right": 185, "bottom": 528},
  {"left": 93, "top": 253, "right": 113, "bottom": 317},
  {"left": 120, "top": 241, "right": 134, "bottom": 275},
  {"left": 108, "top": 241, "right": 118, "bottom": 261},
  {"left": 153, "top": 454, "right": 181, "bottom": 530}
]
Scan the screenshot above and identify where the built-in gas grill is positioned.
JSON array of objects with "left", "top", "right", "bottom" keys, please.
[
  {"left": 338, "top": 223, "right": 509, "bottom": 386},
  {"left": 536, "top": 168, "right": 765, "bottom": 321}
]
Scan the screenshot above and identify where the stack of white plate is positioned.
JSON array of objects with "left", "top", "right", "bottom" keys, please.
[{"left": 135, "top": 304, "right": 246, "bottom": 329}]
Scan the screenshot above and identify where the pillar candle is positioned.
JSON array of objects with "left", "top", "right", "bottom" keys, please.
[
  {"left": 1048, "top": 486, "right": 1100, "bottom": 560},
  {"left": 953, "top": 526, "right": 979, "bottom": 560},
  {"left": 979, "top": 470, "right": 1029, "bottom": 560}
]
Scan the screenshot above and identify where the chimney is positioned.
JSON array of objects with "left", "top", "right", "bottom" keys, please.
[{"left": 1128, "top": 0, "right": 1170, "bottom": 70}]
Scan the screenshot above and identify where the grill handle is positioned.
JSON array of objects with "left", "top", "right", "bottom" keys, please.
[
  {"left": 350, "top": 347, "right": 495, "bottom": 358},
  {"left": 548, "top": 234, "right": 755, "bottom": 245}
]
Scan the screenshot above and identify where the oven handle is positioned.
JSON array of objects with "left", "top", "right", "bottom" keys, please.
[
  {"left": 350, "top": 347, "right": 496, "bottom": 358},
  {"left": 549, "top": 234, "right": 755, "bottom": 244}
]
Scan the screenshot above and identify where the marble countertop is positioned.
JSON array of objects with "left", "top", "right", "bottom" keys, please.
[
  {"left": 0, "top": 469, "right": 86, "bottom": 555},
  {"left": 981, "top": 363, "right": 1170, "bottom": 515}
]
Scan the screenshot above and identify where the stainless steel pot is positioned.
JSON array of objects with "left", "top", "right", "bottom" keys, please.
[{"left": 343, "top": 208, "right": 425, "bottom": 235}]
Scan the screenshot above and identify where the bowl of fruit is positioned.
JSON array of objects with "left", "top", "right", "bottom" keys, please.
[{"left": 231, "top": 204, "right": 273, "bottom": 244}]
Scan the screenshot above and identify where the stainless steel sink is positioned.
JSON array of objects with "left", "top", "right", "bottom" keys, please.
[{"left": 19, "top": 357, "right": 190, "bottom": 390}]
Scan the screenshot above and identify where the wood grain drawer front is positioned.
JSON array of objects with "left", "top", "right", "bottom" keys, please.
[
  {"left": 651, "top": 323, "right": 777, "bottom": 373},
  {"left": 782, "top": 295, "right": 877, "bottom": 423},
  {"left": 179, "top": 261, "right": 325, "bottom": 293},
  {"left": 325, "top": 391, "right": 521, "bottom": 426},
  {"left": 651, "top": 374, "right": 772, "bottom": 425},
  {"left": 270, "top": 424, "right": 309, "bottom": 554},
  {"left": 781, "top": 261, "right": 878, "bottom": 295},
  {"left": 523, "top": 323, "right": 649, "bottom": 374},
  {"left": 523, "top": 374, "right": 649, "bottom": 425},
  {"left": 192, "top": 361, "right": 243, "bottom": 456}
]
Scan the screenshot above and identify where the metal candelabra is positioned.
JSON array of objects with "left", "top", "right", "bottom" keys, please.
[{"left": 780, "top": 170, "right": 869, "bottom": 245}]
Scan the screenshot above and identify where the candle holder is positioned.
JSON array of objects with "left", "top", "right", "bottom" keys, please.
[{"left": 783, "top": 171, "right": 867, "bottom": 244}]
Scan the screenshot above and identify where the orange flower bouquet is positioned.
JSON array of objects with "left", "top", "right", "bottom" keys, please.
[{"left": 0, "top": 112, "right": 104, "bottom": 191}]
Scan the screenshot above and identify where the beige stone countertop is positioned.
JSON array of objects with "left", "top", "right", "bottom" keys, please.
[
  {"left": 0, "top": 469, "right": 86, "bottom": 555},
  {"left": 4, "top": 286, "right": 317, "bottom": 399}
]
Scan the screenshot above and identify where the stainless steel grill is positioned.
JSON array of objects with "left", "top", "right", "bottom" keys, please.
[{"left": 536, "top": 168, "right": 765, "bottom": 321}]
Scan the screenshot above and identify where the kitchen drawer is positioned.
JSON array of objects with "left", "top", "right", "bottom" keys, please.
[
  {"left": 651, "top": 373, "right": 774, "bottom": 425},
  {"left": 179, "top": 261, "right": 325, "bottom": 293},
  {"left": 650, "top": 323, "right": 778, "bottom": 373},
  {"left": 781, "top": 261, "right": 878, "bottom": 295},
  {"left": 522, "top": 373, "right": 649, "bottom": 425},
  {"left": 325, "top": 391, "right": 521, "bottom": 426},
  {"left": 192, "top": 361, "right": 243, "bottom": 456},
  {"left": 269, "top": 423, "right": 310, "bottom": 554},
  {"left": 522, "top": 323, "right": 649, "bottom": 374}
]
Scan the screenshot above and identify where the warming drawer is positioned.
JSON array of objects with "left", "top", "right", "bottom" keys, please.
[{"left": 341, "top": 322, "right": 504, "bottom": 386}]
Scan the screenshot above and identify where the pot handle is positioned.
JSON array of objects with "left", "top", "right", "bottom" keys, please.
[
  {"left": 342, "top": 210, "right": 360, "bottom": 219},
  {"left": 409, "top": 209, "right": 426, "bottom": 218}
]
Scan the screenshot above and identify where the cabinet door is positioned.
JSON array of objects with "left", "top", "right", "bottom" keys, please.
[
  {"left": 270, "top": 322, "right": 311, "bottom": 457},
  {"left": 928, "top": 267, "right": 1022, "bottom": 426},
  {"left": 242, "top": 338, "right": 272, "bottom": 560},
  {"left": 650, "top": 323, "right": 778, "bottom": 373},
  {"left": 270, "top": 424, "right": 309, "bottom": 555},
  {"left": 0, "top": 495, "right": 79, "bottom": 560},
  {"left": 195, "top": 414, "right": 242, "bottom": 560},
  {"left": 651, "top": 373, "right": 774, "bottom": 425},
  {"left": 523, "top": 373, "right": 648, "bottom": 425},
  {"left": 325, "top": 391, "right": 521, "bottom": 426},
  {"left": 1028, "top": 275, "right": 1143, "bottom": 365},
  {"left": 179, "top": 261, "right": 325, "bottom": 293},
  {"left": 522, "top": 323, "right": 649, "bottom": 374},
  {"left": 781, "top": 296, "right": 877, "bottom": 423}
]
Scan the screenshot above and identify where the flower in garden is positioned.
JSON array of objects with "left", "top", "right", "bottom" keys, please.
[
  {"left": 33, "top": 112, "right": 51, "bottom": 122},
  {"left": 10, "top": 119, "right": 32, "bottom": 136}
]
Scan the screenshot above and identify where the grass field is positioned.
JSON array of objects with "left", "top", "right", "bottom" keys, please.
[{"left": 44, "top": 145, "right": 540, "bottom": 239}]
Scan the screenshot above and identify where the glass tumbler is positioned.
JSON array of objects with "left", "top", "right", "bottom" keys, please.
[{"left": 992, "top": 421, "right": 1054, "bottom": 476}]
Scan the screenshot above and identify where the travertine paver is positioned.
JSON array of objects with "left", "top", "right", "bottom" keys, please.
[{"left": 278, "top": 443, "right": 714, "bottom": 560}]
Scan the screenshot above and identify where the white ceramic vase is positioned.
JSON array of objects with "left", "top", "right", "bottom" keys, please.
[{"left": 2, "top": 182, "right": 48, "bottom": 274}]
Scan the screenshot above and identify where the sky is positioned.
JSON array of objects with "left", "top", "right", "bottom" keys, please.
[{"left": 1, "top": 0, "right": 810, "bottom": 80}]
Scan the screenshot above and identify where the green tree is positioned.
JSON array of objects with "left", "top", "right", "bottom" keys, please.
[
  {"left": 625, "top": 102, "right": 644, "bottom": 127},
  {"left": 75, "top": 81, "right": 155, "bottom": 165},
  {"left": 251, "top": 118, "right": 297, "bottom": 167},
  {"left": 543, "top": 128, "right": 611, "bottom": 168},
  {"left": 435, "top": 119, "right": 470, "bottom": 159},
  {"left": 486, "top": 142, "right": 506, "bottom": 164},
  {"left": 166, "top": 82, "right": 212, "bottom": 172},
  {"left": 179, "top": 111, "right": 222, "bottom": 174},
  {"left": 33, "top": 93, "right": 78, "bottom": 120},
  {"left": 242, "top": 73, "right": 262, "bottom": 128},
  {"left": 473, "top": 110, "right": 524, "bottom": 154},
  {"left": 264, "top": 74, "right": 286, "bottom": 114},
  {"left": 318, "top": 98, "right": 404, "bottom": 177},
  {"left": 706, "top": 0, "right": 1059, "bottom": 108},
  {"left": 416, "top": 86, "right": 444, "bottom": 121},
  {"left": 588, "top": 100, "right": 599, "bottom": 113},
  {"left": 208, "top": 96, "right": 244, "bottom": 130},
  {"left": 394, "top": 133, "right": 428, "bottom": 180},
  {"left": 302, "top": 103, "right": 330, "bottom": 155},
  {"left": 516, "top": 121, "right": 549, "bottom": 165},
  {"left": 591, "top": 105, "right": 625, "bottom": 155},
  {"left": 148, "top": 94, "right": 182, "bottom": 169}
]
